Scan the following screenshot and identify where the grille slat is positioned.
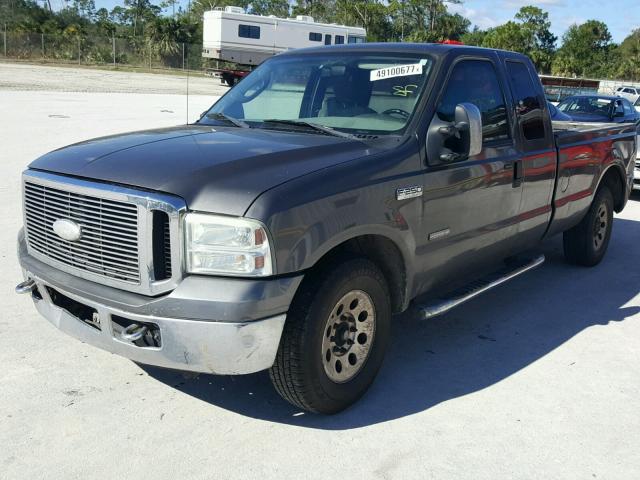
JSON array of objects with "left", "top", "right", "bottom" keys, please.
[
  {"left": 25, "top": 199, "right": 138, "bottom": 229},
  {"left": 25, "top": 199, "right": 138, "bottom": 225},
  {"left": 24, "top": 181, "right": 141, "bottom": 284},
  {"left": 30, "top": 247, "right": 141, "bottom": 281},
  {"left": 24, "top": 228, "right": 140, "bottom": 265},
  {"left": 30, "top": 245, "right": 140, "bottom": 282},
  {"left": 24, "top": 188, "right": 139, "bottom": 214},
  {"left": 164, "top": 219, "right": 172, "bottom": 277},
  {"left": 25, "top": 184, "right": 138, "bottom": 213},
  {"left": 25, "top": 218, "right": 139, "bottom": 254},
  {"left": 26, "top": 213, "right": 139, "bottom": 245},
  {"left": 29, "top": 240, "right": 141, "bottom": 277}
]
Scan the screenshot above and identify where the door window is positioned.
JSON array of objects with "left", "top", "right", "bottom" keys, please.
[
  {"left": 506, "top": 61, "right": 545, "bottom": 141},
  {"left": 437, "top": 60, "right": 510, "bottom": 144},
  {"left": 324, "top": 34, "right": 332, "bottom": 45}
]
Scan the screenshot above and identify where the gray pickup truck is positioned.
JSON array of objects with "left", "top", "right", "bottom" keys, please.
[{"left": 16, "top": 44, "right": 637, "bottom": 414}]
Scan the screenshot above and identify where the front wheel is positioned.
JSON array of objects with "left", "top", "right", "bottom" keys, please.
[
  {"left": 563, "top": 185, "right": 614, "bottom": 266},
  {"left": 269, "top": 257, "right": 391, "bottom": 414}
]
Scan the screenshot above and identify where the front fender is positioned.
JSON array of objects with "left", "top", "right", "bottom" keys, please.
[{"left": 245, "top": 140, "right": 424, "bottom": 305}]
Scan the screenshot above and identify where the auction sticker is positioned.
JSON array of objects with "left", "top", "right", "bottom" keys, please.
[{"left": 370, "top": 63, "right": 423, "bottom": 81}]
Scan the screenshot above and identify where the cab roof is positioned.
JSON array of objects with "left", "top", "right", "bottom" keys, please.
[{"left": 277, "top": 42, "right": 531, "bottom": 62}]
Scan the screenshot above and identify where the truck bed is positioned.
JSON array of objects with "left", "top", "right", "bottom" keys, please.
[
  {"left": 547, "top": 120, "right": 637, "bottom": 237},
  {"left": 552, "top": 120, "right": 635, "bottom": 141}
]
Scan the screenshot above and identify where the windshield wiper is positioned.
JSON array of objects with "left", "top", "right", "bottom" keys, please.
[
  {"left": 205, "top": 112, "right": 250, "bottom": 128},
  {"left": 261, "top": 119, "right": 354, "bottom": 139}
]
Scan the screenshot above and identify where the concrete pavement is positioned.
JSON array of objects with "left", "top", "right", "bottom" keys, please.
[{"left": 1, "top": 85, "right": 639, "bottom": 480}]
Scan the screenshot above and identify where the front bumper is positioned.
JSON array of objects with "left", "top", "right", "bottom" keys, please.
[{"left": 18, "top": 232, "right": 302, "bottom": 375}]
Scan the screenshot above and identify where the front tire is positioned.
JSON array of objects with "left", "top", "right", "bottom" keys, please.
[
  {"left": 563, "top": 185, "right": 614, "bottom": 266},
  {"left": 269, "top": 257, "right": 391, "bottom": 414}
]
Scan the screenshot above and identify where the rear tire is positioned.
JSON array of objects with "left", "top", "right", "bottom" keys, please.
[
  {"left": 269, "top": 257, "right": 391, "bottom": 414},
  {"left": 563, "top": 185, "right": 614, "bottom": 266}
]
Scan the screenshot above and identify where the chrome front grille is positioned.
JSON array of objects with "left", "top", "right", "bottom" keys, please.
[
  {"left": 24, "top": 182, "right": 141, "bottom": 283},
  {"left": 22, "top": 170, "right": 186, "bottom": 296}
]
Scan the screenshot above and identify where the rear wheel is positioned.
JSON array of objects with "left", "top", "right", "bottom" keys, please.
[
  {"left": 563, "top": 185, "right": 614, "bottom": 266},
  {"left": 269, "top": 257, "right": 391, "bottom": 414}
]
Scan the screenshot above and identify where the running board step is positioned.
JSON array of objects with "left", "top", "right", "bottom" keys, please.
[{"left": 416, "top": 254, "right": 545, "bottom": 319}]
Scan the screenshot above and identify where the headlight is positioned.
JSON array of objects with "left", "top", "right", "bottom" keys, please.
[{"left": 184, "top": 213, "right": 273, "bottom": 277}]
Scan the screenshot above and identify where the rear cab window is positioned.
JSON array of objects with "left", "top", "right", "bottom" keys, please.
[{"left": 505, "top": 60, "right": 548, "bottom": 146}]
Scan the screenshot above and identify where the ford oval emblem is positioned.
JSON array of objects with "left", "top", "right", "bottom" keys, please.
[{"left": 52, "top": 218, "right": 82, "bottom": 242}]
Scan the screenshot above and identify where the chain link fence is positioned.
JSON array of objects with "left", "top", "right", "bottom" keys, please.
[
  {"left": 0, "top": 31, "right": 215, "bottom": 73},
  {"left": 3, "top": 30, "right": 640, "bottom": 106}
]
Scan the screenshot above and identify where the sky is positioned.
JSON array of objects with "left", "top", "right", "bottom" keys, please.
[
  {"left": 448, "top": 0, "right": 639, "bottom": 43},
  {"left": 54, "top": 0, "right": 640, "bottom": 44}
]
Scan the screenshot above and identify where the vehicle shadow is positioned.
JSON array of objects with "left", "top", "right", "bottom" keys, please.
[{"left": 142, "top": 217, "right": 640, "bottom": 429}]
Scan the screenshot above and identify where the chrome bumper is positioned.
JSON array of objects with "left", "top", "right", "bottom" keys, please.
[{"left": 19, "top": 271, "right": 286, "bottom": 375}]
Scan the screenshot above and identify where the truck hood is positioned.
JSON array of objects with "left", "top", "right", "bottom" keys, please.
[{"left": 29, "top": 125, "right": 379, "bottom": 216}]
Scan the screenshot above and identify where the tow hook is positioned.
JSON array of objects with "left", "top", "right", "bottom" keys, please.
[
  {"left": 121, "top": 323, "right": 149, "bottom": 342},
  {"left": 15, "top": 279, "right": 36, "bottom": 295}
]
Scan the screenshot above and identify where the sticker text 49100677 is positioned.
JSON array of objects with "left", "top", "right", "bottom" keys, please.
[{"left": 370, "top": 63, "right": 423, "bottom": 82}]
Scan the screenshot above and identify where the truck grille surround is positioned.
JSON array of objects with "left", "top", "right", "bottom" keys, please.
[{"left": 22, "top": 171, "right": 186, "bottom": 296}]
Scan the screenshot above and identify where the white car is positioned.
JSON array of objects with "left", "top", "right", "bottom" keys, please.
[{"left": 615, "top": 86, "right": 640, "bottom": 104}]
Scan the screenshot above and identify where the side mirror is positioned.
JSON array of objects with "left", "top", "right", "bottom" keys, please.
[
  {"left": 426, "top": 102, "right": 483, "bottom": 164},
  {"left": 455, "top": 103, "right": 483, "bottom": 158}
]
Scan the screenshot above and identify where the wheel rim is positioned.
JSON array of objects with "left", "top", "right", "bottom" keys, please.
[
  {"left": 593, "top": 202, "right": 609, "bottom": 251},
  {"left": 321, "top": 290, "right": 376, "bottom": 383}
]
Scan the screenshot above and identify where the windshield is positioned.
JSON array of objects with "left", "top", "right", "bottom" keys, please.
[
  {"left": 200, "top": 52, "right": 434, "bottom": 136},
  {"left": 557, "top": 97, "right": 613, "bottom": 116}
]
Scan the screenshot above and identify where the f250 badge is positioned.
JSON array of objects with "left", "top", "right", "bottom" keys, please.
[{"left": 396, "top": 185, "right": 423, "bottom": 201}]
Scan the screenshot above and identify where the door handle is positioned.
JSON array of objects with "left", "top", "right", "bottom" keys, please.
[{"left": 513, "top": 160, "right": 523, "bottom": 187}]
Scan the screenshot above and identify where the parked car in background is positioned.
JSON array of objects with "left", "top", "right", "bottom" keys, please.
[
  {"left": 615, "top": 86, "right": 640, "bottom": 104},
  {"left": 557, "top": 95, "right": 640, "bottom": 124},
  {"left": 548, "top": 101, "right": 572, "bottom": 121}
]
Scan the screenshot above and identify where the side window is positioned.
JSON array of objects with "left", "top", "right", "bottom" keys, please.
[
  {"left": 324, "top": 34, "right": 331, "bottom": 45},
  {"left": 309, "top": 32, "right": 322, "bottom": 42},
  {"left": 437, "top": 60, "right": 509, "bottom": 144},
  {"left": 623, "top": 99, "right": 633, "bottom": 115},
  {"left": 506, "top": 61, "right": 545, "bottom": 141},
  {"left": 348, "top": 36, "right": 365, "bottom": 44},
  {"left": 335, "top": 35, "right": 344, "bottom": 45},
  {"left": 238, "top": 24, "right": 260, "bottom": 39}
]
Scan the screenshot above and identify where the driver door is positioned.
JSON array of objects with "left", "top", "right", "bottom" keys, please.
[{"left": 413, "top": 57, "right": 524, "bottom": 294}]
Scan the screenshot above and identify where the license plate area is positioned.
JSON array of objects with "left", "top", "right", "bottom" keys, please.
[{"left": 46, "top": 287, "right": 101, "bottom": 331}]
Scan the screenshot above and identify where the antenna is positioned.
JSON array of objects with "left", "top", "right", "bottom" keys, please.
[{"left": 185, "top": 45, "right": 189, "bottom": 124}]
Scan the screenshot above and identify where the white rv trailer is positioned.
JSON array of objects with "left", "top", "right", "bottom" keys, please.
[{"left": 202, "top": 7, "right": 367, "bottom": 68}]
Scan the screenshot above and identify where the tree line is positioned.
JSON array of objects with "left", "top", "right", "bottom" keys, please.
[{"left": 1, "top": 0, "right": 640, "bottom": 80}]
